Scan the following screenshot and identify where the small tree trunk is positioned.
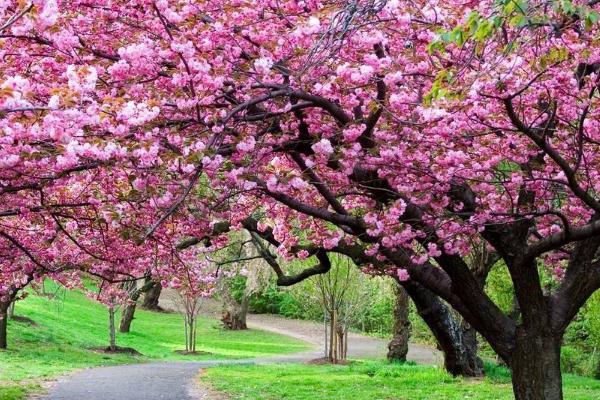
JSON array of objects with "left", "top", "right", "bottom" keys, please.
[
  {"left": 185, "top": 314, "right": 196, "bottom": 353},
  {"left": 510, "top": 331, "right": 562, "bottom": 400},
  {"left": 336, "top": 324, "right": 344, "bottom": 360},
  {"left": 108, "top": 306, "right": 117, "bottom": 351},
  {"left": 328, "top": 310, "right": 335, "bottom": 361},
  {"left": 184, "top": 316, "right": 189, "bottom": 352},
  {"left": 119, "top": 303, "right": 137, "bottom": 333},
  {"left": 141, "top": 282, "right": 162, "bottom": 310},
  {"left": 192, "top": 317, "right": 197, "bottom": 353},
  {"left": 0, "top": 301, "right": 9, "bottom": 350},
  {"left": 323, "top": 312, "right": 328, "bottom": 358},
  {"left": 388, "top": 284, "right": 411, "bottom": 362}
]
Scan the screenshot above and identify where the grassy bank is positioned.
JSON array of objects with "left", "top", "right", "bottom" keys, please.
[
  {"left": 202, "top": 361, "right": 600, "bottom": 400},
  {"left": 0, "top": 284, "right": 309, "bottom": 400}
]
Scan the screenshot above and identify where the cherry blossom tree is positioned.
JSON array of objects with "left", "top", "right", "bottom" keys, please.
[
  {"left": 160, "top": 247, "right": 216, "bottom": 354},
  {"left": 179, "top": 2, "right": 600, "bottom": 398},
  {"left": 0, "top": 0, "right": 213, "bottom": 347},
  {"left": 3, "top": 1, "right": 600, "bottom": 399}
]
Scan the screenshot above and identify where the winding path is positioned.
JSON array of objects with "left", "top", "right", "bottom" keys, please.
[{"left": 41, "top": 305, "right": 439, "bottom": 399}]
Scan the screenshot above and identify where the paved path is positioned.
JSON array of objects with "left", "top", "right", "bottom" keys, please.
[
  {"left": 41, "top": 297, "right": 440, "bottom": 399},
  {"left": 247, "top": 313, "right": 440, "bottom": 364},
  {"left": 42, "top": 362, "right": 211, "bottom": 400}
]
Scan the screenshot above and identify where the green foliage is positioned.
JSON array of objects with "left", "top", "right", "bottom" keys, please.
[
  {"left": 203, "top": 360, "right": 600, "bottom": 400},
  {"left": 485, "top": 263, "right": 514, "bottom": 314},
  {"left": 248, "top": 282, "right": 306, "bottom": 318},
  {"left": 560, "top": 292, "right": 600, "bottom": 378},
  {"left": 561, "top": 346, "right": 599, "bottom": 377},
  {"left": 228, "top": 275, "right": 249, "bottom": 304},
  {"left": 243, "top": 261, "right": 434, "bottom": 342},
  {"left": 586, "top": 292, "right": 600, "bottom": 349}
]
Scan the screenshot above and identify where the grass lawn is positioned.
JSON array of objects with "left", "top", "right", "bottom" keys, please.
[
  {"left": 202, "top": 361, "right": 600, "bottom": 400},
  {"left": 0, "top": 283, "right": 309, "bottom": 400}
]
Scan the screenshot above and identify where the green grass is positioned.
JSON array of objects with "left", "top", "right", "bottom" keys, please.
[
  {"left": 0, "top": 284, "right": 309, "bottom": 400},
  {"left": 202, "top": 361, "right": 600, "bottom": 400}
]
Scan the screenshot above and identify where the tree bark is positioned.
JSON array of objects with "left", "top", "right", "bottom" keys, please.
[
  {"left": 7, "top": 301, "right": 14, "bottom": 319},
  {"left": 119, "top": 302, "right": 137, "bottom": 333},
  {"left": 221, "top": 292, "right": 249, "bottom": 330},
  {"left": 108, "top": 306, "right": 116, "bottom": 351},
  {"left": 0, "top": 301, "right": 9, "bottom": 350},
  {"left": 403, "top": 281, "right": 484, "bottom": 377},
  {"left": 459, "top": 319, "right": 484, "bottom": 375},
  {"left": 141, "top": 282, "right": 162, "bottom": 310},
  {"left": 510, "top": 331, "right": 562, "bottom": 400},
  {"left": 387, "top": 284, "right": 411, "bottom": 362},
  {"left": 119, "top": 278, "right": 156, "bottom": 332}
]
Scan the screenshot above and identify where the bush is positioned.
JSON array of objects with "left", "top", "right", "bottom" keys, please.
[{"left": 561, "top": 346, "right": 598, "bottom": 377}]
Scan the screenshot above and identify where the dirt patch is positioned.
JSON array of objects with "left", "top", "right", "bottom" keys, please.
[
  {"left": 89, "top": 346, "right": 143, "bottom": 356},
  {"left": 192, "top": 370, "right": 230, "bottom": 400},
  {"left": 140, "top": 306, "right": 174, "bottom": 313},
  {"left": 11, "top": 315, "right": 38, "bottom": 326},
  {"left": 174, "top": 350, "right": 213, "bottom": 356},
  {"left": 305, "top": 357, "right": 352, "bottom": 365}
]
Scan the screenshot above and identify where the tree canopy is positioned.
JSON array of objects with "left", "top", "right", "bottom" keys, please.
[{"left": 2, "top": 1, "right": 600, "bottom": 399}]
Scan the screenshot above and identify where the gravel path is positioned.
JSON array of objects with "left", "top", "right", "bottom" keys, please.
[{"left": 41, "top": 296, "right": 440, "bottom": 399}]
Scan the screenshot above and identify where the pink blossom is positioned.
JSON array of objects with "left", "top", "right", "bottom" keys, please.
[
  {"left": 311, "top": 139, "right": 334, "bottom": 156},
  {"left": 396, "top": 269, "right": 410, "bottom": 281}
]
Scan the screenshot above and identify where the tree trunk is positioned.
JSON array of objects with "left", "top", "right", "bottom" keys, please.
[
  {"left": 0, "top": 301, "right": 9, "bottom": 350},
  {"left": 119, "top": 278, "right": 156, "bottom": 333},
  {"left": 184, "top": 314, "right": 197, "bottom": 353},
  {"left": 388, "top": 284, "right": 411, "bottom": 362},
  {"left": 141, "top": 282, "right": 162, "bottom": 310},
  {"left": 7, "top": 301, "right": 15, "bottom": 319},
  {"left": 221, "top": 292, "right": 249, "bottom": 330},
  {"left": 510, "top": 331, "right": 562, "bottom": 400},
  {"left": 459, "top": 319, "right": 484, "bottom": 375},
  {"left": 119, "top": 303, "right": 137, "bottom": 333},
  {"left": 330, "top": 310, "right": 337, "bottom": 362},
  {"left": 323, "top": 311, "right": 328, "bottom": 358},
  {"left": 108, "top": 306, "right": 116, "bottom": 351},
  {"left": 403, "top": 281, "right": 484, "bottom": 377}
]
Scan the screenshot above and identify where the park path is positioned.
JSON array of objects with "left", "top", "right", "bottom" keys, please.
[
  {"left": 160, "top": 294, "right": 440, "bottom": 363},
  {"left": 40, "top": 297, "right": 440, "bottom": 400},
  {"left": 246, "top": 313, "right": 440, "bottom": 364}
]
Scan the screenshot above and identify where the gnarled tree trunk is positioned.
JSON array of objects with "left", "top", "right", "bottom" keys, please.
[
  {"left": 222, "top": 292, "right": 249, "bottom": 330},
  {"left": 141, "top": 282, "right": 162, "bottom": 311},
  {"left": 387, "top": 283, "right": 410, "bottom": 362},
  {"left": 119, "top": 279, "right": 156, "bottom": 333},
  {"left": 119, "top": 302, "right": 137, "bottom": 333},
  {"left": 403, "top": 281, "right": 484, "bottom": 377}
]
